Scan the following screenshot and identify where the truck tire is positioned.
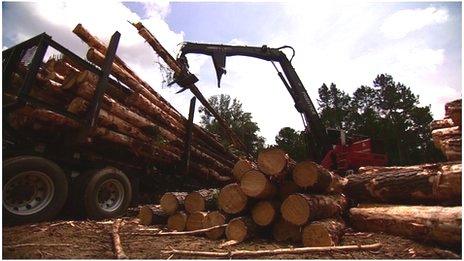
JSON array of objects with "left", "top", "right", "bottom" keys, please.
[
  {"left": 82, "top": 167, "right": 132, "bottom": 219},
  {"left": 3, "top": 156, "right": 68, "bottom": 225}
]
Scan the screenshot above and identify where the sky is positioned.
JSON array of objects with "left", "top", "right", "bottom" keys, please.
[{"left": 2, "top": 1, "right": 462, "bottom": 145}]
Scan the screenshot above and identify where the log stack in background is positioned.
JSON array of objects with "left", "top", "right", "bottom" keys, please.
[
  {"left": 139, "top": 148, "right": 349, "bottom": 247},
  {"left": 5, "top": 23, "right": 240, "bottom": 186},
  {"left": 431, "top": 99, "right": 462, "bottom": 161}
]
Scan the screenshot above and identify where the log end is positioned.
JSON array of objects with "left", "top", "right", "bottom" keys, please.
[
  {"left": 218, "top": 183, "right": 247, "bottom": 214},
  {"left": 203, "top": 211, "right": 226, "bottom": 240},
  {"left": 185, "top": 191, "right": 206, "bottom": 214},
  {"left": 251, "top": 201, "right": 276, "bottom": 226},
  {"left": 240, "top": 170, "right": 269, "bottom": 198},
  {"left": 185, "top": 211, "right": 207, "bottom": 231},
  {"left": 137, "top": 206, "right": 153, "bottom": 226},
  {"left": 281, "top": 194, "right": 310, "bottom": 226},
  {"left": 257, "top": 148, "right": 288, "bottom": 176},
  {"left": 292, "top": 160, "right": 319, "bottom": 188},
  {"left": 167, "top": 212, "right": 187, "bottom": 232},
  {"left": 302, "top": 222, "right": 335, "bottom": 247},
  {"left": 160, "top": 193, "right": 180, "bottom": 215},
  {"left": 225, "top": 218, "right": 248, "bottom": 243},
  {"left": 232, "top": 159, "right": 256, "bottom": 181},
  {"left": 272, "top": 218, "right": 301, "bottom": 242}
]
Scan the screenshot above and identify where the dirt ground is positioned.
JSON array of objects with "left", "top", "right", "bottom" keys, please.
[{"left": 3, "top": 210, "right": 461, "bottom": 259}]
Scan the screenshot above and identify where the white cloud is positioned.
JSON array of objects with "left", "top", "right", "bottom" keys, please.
[{"left": 381, "top": 7, "right": 449, "bottom": 39}]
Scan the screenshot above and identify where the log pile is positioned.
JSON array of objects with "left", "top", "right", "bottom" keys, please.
[
  {"left": 345, "top": 162, "right": 462, "bottom": 248},
  {"left": 431, "top": 99, "right": 462, "bottom": 161},
  {"left": 5, "top": 23, "right": 240, "bottom": 185},
  {"left": 139, "top": 148, "right": 349, "bottom": 247}
]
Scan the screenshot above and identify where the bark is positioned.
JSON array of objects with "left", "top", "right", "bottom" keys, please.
[
  {"left": 257, "top": 148, "right": 295, "bottom": 176},
  {"left": 344, "top": 162, "right": 461, "bottom": 205},
  {"left": 349, "top": 204, "right": 461, "bottom": 248},
  {"left": 232, "top": 159, "right": 257, "bottom": 181},
  {"left": 432, "top": 126, "right": 461, "bottom": 150},
  {"left": 160, "top": 192, "right": 188, "bottom": 215},
  {"left": 281, "top": 194, "right": 347, "bottom": 226},
  {"left": 441, "top": 138, "right": 461, "bottom": 161},
  {"left": 430, "top": 118, "right": 454, "bottom": 131},
  {"left": 218, "top": 183, "right": 248, "bottom": 214},
  {"left": 184, "top": 189, "right": 220, "bottom": 213},
  {"left": 240, "top": 170, "right": 276, "bottom": 199},
  {"left": 202, "top": 211, "right": 227, "bottom": 240},
  {"left": 302, "top": 219, "right": 345, "bottom": 247},
  {"left": 278, "top": 180, "right": 300, "bottom": 200},
  {"left": 137, "top": 205, "right": 168, "bottom": 226},
  {"left": 167, "top": 211, "right": 188, "bottom": 232},
  {"left": 162, "top": 243, "right": 382, "bottom": 258},
  {"left": 185, "top": 211, "right": 208, "bottom": 231},
  {"left": 272, "top": 217, "right": 301, "bottom": 242},
  {"left": 111, "top": 219, "right": 128, "bottom": 259},
  {"left": 225, "top": 216, "right": 257, "bottom": 243},
  {"left": 292, "top": 160, "right": 347, "bottom": 193},
  {"left": 251, "top": 200, "right": 280, "bottom": 226}
]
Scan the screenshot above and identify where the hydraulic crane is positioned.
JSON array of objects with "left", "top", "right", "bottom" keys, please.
[{"left": 175, "top": 42, "right": 387, "bottom": 173}]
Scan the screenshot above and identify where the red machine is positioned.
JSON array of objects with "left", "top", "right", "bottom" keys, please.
[{"left": 176, "top": 42, "right": 387, "bottom": 174}]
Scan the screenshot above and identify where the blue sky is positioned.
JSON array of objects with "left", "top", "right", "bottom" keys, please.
[{"left": 3, "top": 1, "right": 462, "bottom": 144}]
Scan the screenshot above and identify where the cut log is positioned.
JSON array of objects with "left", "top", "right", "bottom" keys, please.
[
  {"left": 218, "top": 183, "right": 248, "bottom": 214},
  {"left": 349, "top": 204, "right": 461, "bottom": 247},
  {"left": 202, "top": 211, "right": 227, "bottom": 240},
  {"left": 344, "top": 162, "right": 461, "bottom": 205},
  {"left": 240, "top": 170, "right": 276, "bottom": 199},
  {"left": 281, "top": 194, "right": 347, "bottom": 226},
  {"left": 272, "top": 217, "right": 301, "bottom": 242},
  {"left": 302, "top": 219, "right": 345, "bottom": 247},
  {"left": 185, "top": 211, "right": 208, "bottom": 231},
  {"left": 232, "top": 159, "right": 257, "bottom": 181},
  {"left": 167, "top": 211, "right": 188, "bottom": 232},
  {"left": 442, "top": 138, "right": 462, "bottom": 161},
  {"left": 251, "top": 200, "right": 279, "bottom": 226},
  {"left": 278, "top": 180, "right": 300, "bottom": 200},
  {"left": 257, "top": 148, "right": 295, "bottom": 176},
  {"left": 137, "top": 205, "right": 168, "bottom": 226},
  {"left": 432, "top": 126, "right": 461, "bottom": 149},
  {"left": 225, "top": 217, "right": 257, "bottom": 243},
  {"left": 160, "top": 192, "right": 187, "bottom": 215},
  {"left": 292, "top": 160, "right": 347, "bottom": 193},
  {"left": 184, "top": 189, "right": 219, "bottom": 213},
  {"left": 430, "top": 118, "right": 454, "bottom": 130}
]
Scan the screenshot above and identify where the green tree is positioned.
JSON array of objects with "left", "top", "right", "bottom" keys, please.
[
  {"left": 317, "top": 83, "right": 352, "bottom": 130},
  {"left": 274, "top": 127, "right": 309, "bottom": 161},
  {"left": 198, "top": 94, "right": 265, "bottom": 157}
]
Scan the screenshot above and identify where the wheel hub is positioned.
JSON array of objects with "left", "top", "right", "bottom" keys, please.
[{"left": 97, "top": 179, "right": 124, "bottom": 212}]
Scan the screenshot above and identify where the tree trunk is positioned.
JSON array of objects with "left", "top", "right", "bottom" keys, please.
[
  {"left": 232, "top": 159, "right": 257, "bottom": 181},
  {"left": 185, "top": 211, "right": 208, "bottom": 231},
  {"left": 257, "top": 148, "right": 295, "bottom": 176},
  {"left": 240, "top": 170, "right": 276, "bottom": 199},
  {"left": 251, "top": 200, "right": 280, "bottom": 226},
  {"left": 160, "top": 192, "right": 188, "bottom": 215},
  {"left": 272, "top": 217, "right": 301, "bottom": 242},
  {"left": 202, "top": 211, "right": 227, "bottom": 240},
  {"left": 344, "top": 162, "right": 461, "bottom": 205},
  {"left": 184, "top": 189, "right": 219, "bottom": 213},
  {"left": 281, "top": 194, "right": 347, "bottom": 226},
  {"left": 167, "top": 211, "right": 188, "bottom": 232},
  {"left": 349, "top": 204, "right": 461, "bottom": 248},
  {"left": 218, "top": 183, "right": 248, "bottom": 214},
  {"left": 292, "top": 160, "right": 346, "bottom": 193},
  {"left": 302, "top": 219, "right": 345, "bottom": 247},
  {"left": 225, "top": 217, "right": 257, "bottom": 243},
  {"left": 137, "top": 205, "right": 168, "bottom": 226}
]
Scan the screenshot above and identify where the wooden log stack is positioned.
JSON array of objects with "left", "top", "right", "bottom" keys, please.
[
  {"left": 431, "top": 99, "right": 462, "bottom": 161},
  {"left": 138, "top": 148, "right": 349, "bottom": 247},
  {"left": 5, "top": 24, "right": 240, "bottom": 185}
]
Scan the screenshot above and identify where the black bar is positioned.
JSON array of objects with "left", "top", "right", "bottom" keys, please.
[
  {"left": 183, "top": 97, "right": 196, "bottom": 175},
  {"left": 82, "top": 31, "right": 120, "bottom": 133},
  {"left": 17, "top": 35, "right": 51, "bottom": 100},
  {"left": 2, "top": 33, "right": 46, "bottom": 55}
]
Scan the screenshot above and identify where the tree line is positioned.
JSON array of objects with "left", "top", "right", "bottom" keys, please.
[{"left": 199, "top": 74, "right": 444, "bottom": 165}]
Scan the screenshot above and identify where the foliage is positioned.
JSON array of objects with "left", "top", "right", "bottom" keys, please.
[
  {"left": 198, "top": 94, "right": 265, "bottom": 157},
  {"left": 274, "top": 127, "right": 309, "bottom": 161}
]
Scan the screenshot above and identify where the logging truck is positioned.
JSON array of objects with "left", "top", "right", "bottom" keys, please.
[{"left": 2, "top": 31, "right": 236, "bottom": 224}]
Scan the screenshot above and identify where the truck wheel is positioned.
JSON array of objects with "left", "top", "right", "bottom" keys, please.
[
  {"left": 83, "top": 167, "right": 132, "bottom": 219},
  {"left": 3, "top": 156, "right": 68, "bottom": 225}
]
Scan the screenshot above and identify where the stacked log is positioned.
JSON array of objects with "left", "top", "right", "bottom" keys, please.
[
  {"left": 140, "top": 149, "right": 348, "bottom": 247},
  {"left": 431, "top": 99, "right": 461, "bottom": 161},
  {"left": 345, "top": 162, "right": 462, "bottom": 248},
  {"left": 6, "top": 23, "right": 240, "bottom": 185}
]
